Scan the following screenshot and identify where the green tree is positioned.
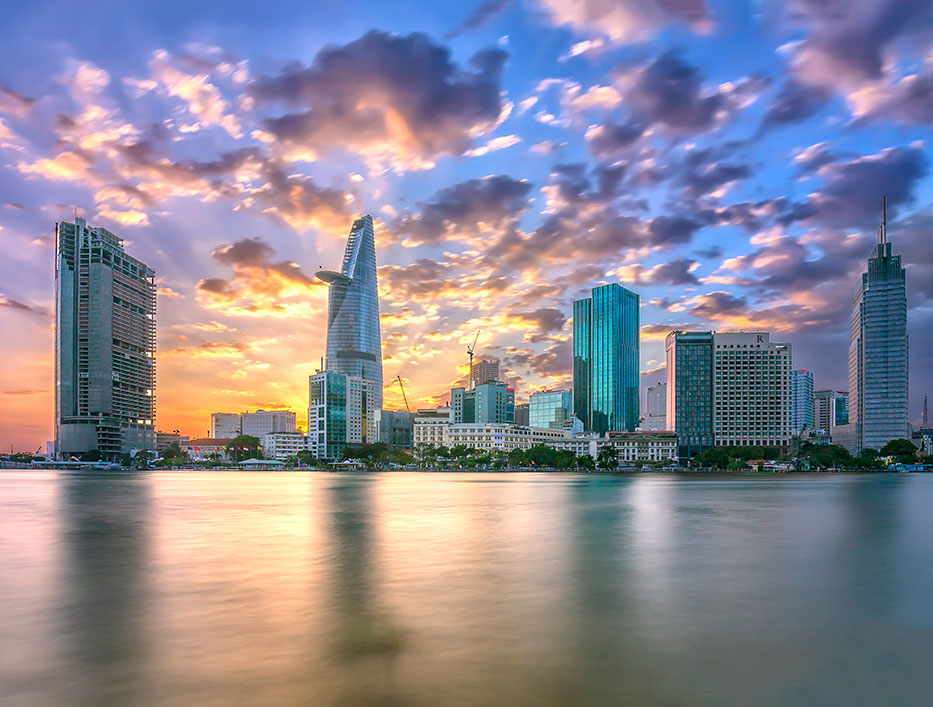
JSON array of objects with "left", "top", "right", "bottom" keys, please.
[
  {"left": 227, "top": 435, "right": 263, "bottom": 462},
  {"left": 576, "top": 454, "right": 596, "bottom": 470},
  {"left": 597, "top": 445, "right": 619, "bottom": 470},
  {"left": 507, "top": 448, "right": 526, "bottom": 468},
  {"left": 880, "top": 439, "right": 919, "bottom": 464},
  {"left": 293, "top": 450, "right": 317, "bottom": 468},
  {"left": 81, "top": 449, "right": 102, "bottom": 462}
]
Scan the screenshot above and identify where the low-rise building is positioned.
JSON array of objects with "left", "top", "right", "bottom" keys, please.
[
  {"left": 446, "top": 423, "right": 568, "bottom": 452},
  {"left": 155, "top": 431, "right": 190, "bottom": 452},
  {"left": 604, "top": 431, "right": 677, "bottom": 462},
  {"left": 185, "top": 438, "right": 231, "bottom": 462},
  {"left": 413, "top": 407, "right": 452, "bottom": 449},
  {"left": 263, "top": 431, "right": 307, "bottom": 460}
]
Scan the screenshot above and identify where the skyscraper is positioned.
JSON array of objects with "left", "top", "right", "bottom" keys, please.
[
  {"left": 814, "top": 390, "right": 848, "bottom": 436},
  {"left": 643, "top": 383, "right": 667, "bottom": 431},
  {"left": 665, "top": 331, "right": 714, "bottom": 457},
  {"left": 308, "top": 371, "right": 377, "bottom": 460},
  {"left": 317, "top": 215, "right": 384, "bottom": 409},
  {"left": 573, "top": 283, "right": 640, "bottom": 434},
  {"left": 55, "top": 217, "right": 156, "bottom": 460},
  {"left": 791, "top": 369, "right": 814, "bottom": 435},
  {"left": 450, "top": 382, "right": 515, "bottom": 424},
  {"left": 837, "top": 201, "right": 908, "bottom": 453}
]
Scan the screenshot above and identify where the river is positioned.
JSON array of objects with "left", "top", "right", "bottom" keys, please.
[{"left": 2, "top": 471, "right": 932, "bottom": 705}]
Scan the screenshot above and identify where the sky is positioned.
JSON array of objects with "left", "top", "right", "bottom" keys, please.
[{"left": 0, "top": 0, "right": 932, "bottom": 450}]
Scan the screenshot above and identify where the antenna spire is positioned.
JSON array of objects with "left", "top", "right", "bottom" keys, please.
[{"left": 880, "top": 195, "right": 887, "bottom": 244}]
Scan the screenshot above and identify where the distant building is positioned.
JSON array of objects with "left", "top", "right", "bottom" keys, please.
[
  {"left": 836, "top": 210, "right": 908, "bottom": 453},
  {"left": 666, "top": 331, "right": 714, "bottom": 458},
  {"left": 514, "top": 403, "right": 529, "bottom": 427},
  {"left": 450, "top": 382, "right": 515, "bottom": 425},
  {"left": 317, "top": 215, "right": 384, "bottom": 409},
  {"left": 529, "top": 389, "right": 573, "bottom": 429},
  {"left": 262, "top": 431, "right": 306, "bottom": 460},
  {"left": 791, "top": 369, "right": 814, "bottom": 435},
  {"left": 605, "top": 431, "right": 677, "bottom": 463},
  {"left": 643, "top": 383, "right": 667, "bottom": 431},
  {"left": 445, "top": 423, "right": 569, "bottom": 453},
  {"left": 241, "top": 410, "right": 296, "bottom": 437},
  {"left": 413, "top": 407, "right": 451, "bottom": 449},
  {"left": 814, "top": 390, "right": 848, "bottom": 437},
  {"left": 185, "top": 438, "right": 231, "bottom": 462},
  {"left": 155, "top": 431, "right": 190, "bottom": 452},
  {"left": 54, "top": 217, "right": 156, "bottom": 461},
  {"left": 713, "top": 332, "right": 792, "bottom": 450},
  {"left": 308, "top": 371, "right": 378, "bottom": 460},
  {"left": 380, "top": 410, "right": 413, "bottom": 451},
  {"left": 573, "top": 283, "right": 640, "bottom": 434},
  {"left": 211, "top": 412, "right": 241, "bottom": 439},
  {"left": 471, "top": 358, "right": 500, "bottom": 387}
]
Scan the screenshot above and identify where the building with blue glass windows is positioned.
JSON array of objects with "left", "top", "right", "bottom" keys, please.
[
  {"left": 529, "top": 389, "right": 573, "bottom": 429},
  {"left": 308, "top": 370, "right": 377, "bottom": 460},
  {"left": 572, "top": 283, "right": 640, "bottom": 434},
  {"left": 791, "top": 369, "right": 814, "bottom": 435},
  {"left": 316, "top": 215, "right": 383, "bottom": 409},
  {"left": 665, "top": 331, "right": 714, "bottom": 458}
]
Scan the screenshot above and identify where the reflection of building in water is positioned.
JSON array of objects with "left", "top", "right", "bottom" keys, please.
[
  {"left": 328, "top": 476, "right": 405, "bottom": 665},
  {"left": 61, "top": 476, "right": 152, "bottom": 702}
]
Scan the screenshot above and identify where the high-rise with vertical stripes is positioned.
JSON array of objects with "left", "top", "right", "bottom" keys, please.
[
  {"left": 572, "top": 283, "right": 640, "bottom": 434},
  {"left": 55, "top": 217, "right": 156, "bottom": 460}
]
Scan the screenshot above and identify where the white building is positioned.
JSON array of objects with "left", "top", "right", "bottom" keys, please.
[
  {"left": 185, "top": 438, "right": 231, "bottom": 462},
  {"left": 241, "top": 410, "right": 297, "bottom": 437},
  {"left": 263, "top": 431, "right": 307, "bottom": 460},
  {"left": 643, "top": 383, "right": 667, "bottom": 431},
  {"left": 308, "top": 371, "right": 378, "bottom": 460},
  {"left": 210, "top": 412, "right": 242, "bottom": 439},
  {"left": 604, "top": 431, "right": 677, "bottom": 462},
  {"left": 713, "top": 332, "right": 792, "bottom": 450},
  {"left": 413, "top": 407, "right": 452, "bottom": 449},
  {"left": 445, "top": 423, "right": 568, "bottom": 452}
]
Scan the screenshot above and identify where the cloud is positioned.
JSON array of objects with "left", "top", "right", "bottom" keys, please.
[
  {"left": 249, "top": 31, "right": 509, "bottom": 170},
  {"left": 506, "top": 307, "right": 567, "bottom": 333},
  {"left": 445, "top": 0, "right": 510, "bottom": 40},
  {"left": 504, "top": 341, "right": 570, "bottom": 381},
  {"left": 538, "top": 0, "right": 710, "bottom": 43},
  {"left": 197, "top": 237, "right": 324, "bottom": 315},
  {"left": 0, "top": 87, "right": 35, "bottom": 118},
  {"left": 245, "top": 162, "right": 352, "bottom": 233},
  {"left": 585, "top": 121, "right": 645, "bottom": 157},
  {"left": 394, "top": 174, "right": 532, "bottom": 245},
  {"left": 0, "top": 294, "right": 50, "bottom": 317},
  {"left": 759, "top": 80, "right": 830, "bottom": 132},
  {"left": 616, "top": 257, "right": 701, "bottom": 286}
]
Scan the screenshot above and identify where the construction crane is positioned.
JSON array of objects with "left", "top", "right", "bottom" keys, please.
[
  {"left": 395, "top": 376, "right": 411, "bottom": 415},
  {"left": 466, "top": 330, "right": 480, "bottom": 388}
]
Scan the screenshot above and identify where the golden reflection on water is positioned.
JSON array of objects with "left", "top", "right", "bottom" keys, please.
[{"left": 1, "top": 471, "right": 933, "bottom": 706}]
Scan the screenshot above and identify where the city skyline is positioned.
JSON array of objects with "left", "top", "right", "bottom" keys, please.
[{"left": 2, "top": 1, "right": 933, "bottom": 450}]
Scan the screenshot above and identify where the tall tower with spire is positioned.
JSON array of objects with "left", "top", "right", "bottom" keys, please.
[
  {"left": 837, "top": 197, "right": 909, "bottom": 453},
  {"left": 316, "top": 215, "right": 384, "bottom": 409}
]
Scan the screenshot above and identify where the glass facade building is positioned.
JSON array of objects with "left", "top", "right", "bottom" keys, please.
[
  {"left": 308, "top": 371, "right": 376, "bottom": 460},
  {"left": 55, "top": 217, "right": 156, "bottom": 460},
  {"left": 450, "top": 382, "right": 515, "bottom": 424},
  {"left": 791, "top": 369, "right": 814, "bottom": 434},
  {"left": 665, "top": 331, "right": 714, "bottom": 457},
  {"left": 839, "top": 230, "right": 908, "bottom": 453},
  {"left": 317, "top": 215, "right": 383, "bottom": 409},
  {"left": 573, "top": 284, "right": 640, "bottom": 434},
  {"left": 529, "top": 389, "right": 572, "bottom": 429}
]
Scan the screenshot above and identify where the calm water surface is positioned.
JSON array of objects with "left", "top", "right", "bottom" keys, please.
[{"left": 2, "top": 471, "right": 932, "bottom": 706}]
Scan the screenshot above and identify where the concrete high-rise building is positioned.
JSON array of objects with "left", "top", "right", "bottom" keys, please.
[
  {"left": 529, "top": 389, "right": 572, "bottom": 429},
  {"left": 54, "top": 217, "right": 156, "bottom": 460},
  {"left": 210, "top": 412, "right": 241, "bottom": 439},
  {"left": 471, "top": 358, "right": 500, "bottom": 387},
  {"left": 450, "top": 382, "right": 515, "bottom": 425},
  {"left": 573, "top": 283, "right": 640, "bottom": 434},
  {"left": 308, "top": 371, "right": 378, "bottom": 460},
  {"left": 791, "top": 369, "right": 814, "bottom": 435},
  {"left": 713, "top": 332, "right": 792, "bottom": 450},
  {"left": 666, "top": 331, "right": 714, "bottom": 458},
  {"left": 644, "top": 383, "right": 667, "bottom": 431},
  {"left": 836, "top": 205, "right": 908, "bottom": 453},
  {"left": 241, "top": 410, "right": 296, "bottom": 437},
  {"left": 514, "top": 403, "right": 529, "bottom": 427},
  {"left": 317, "top": 215, "right": 383, "bottom": 409},
  {"left": 814, "top": 390, "right": 848, "bottom": 436},
  {"left": 380, "top": 410, "right": 413, "bottom": 451}
]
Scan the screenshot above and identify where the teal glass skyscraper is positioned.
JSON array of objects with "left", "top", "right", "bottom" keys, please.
[
  {"left": 572, "top": 283, "right": 640, "bottom": 434},
  {"left": 317, "top": 215, "right": 384, "bottom": 409}
]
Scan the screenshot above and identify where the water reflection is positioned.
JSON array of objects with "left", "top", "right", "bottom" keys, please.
[
  {"left": 1, "top": 472, "right": 932, "bottom": 706},
  {"left": 60, "top": 473, "right": 152, "bottom": 704}
]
